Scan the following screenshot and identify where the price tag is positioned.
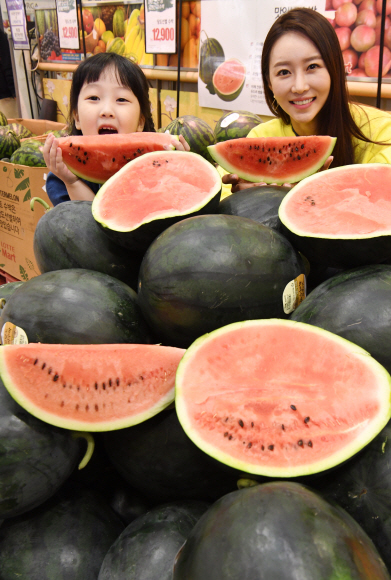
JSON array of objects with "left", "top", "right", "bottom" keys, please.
[
  {"left": 145, "top": 0, "right": 176, "bottom": 54},
  {"left": 5, "top": 0, "right": 30, "bottom": 50},
  {"left": 55, "top": 0, "right": 79, "bottom": 50}
]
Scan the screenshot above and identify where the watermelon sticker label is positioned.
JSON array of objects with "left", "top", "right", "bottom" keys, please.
[
  {"left": 1, "top": 322, "right": 28, "bottom": 345},
  {"left": 283, "top": 274, "right": 306, "bottom": 314}
]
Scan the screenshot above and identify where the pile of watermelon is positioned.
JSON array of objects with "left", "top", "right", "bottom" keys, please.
[{"left": 2, "top": 116, "right": 391, "bottom": 579}]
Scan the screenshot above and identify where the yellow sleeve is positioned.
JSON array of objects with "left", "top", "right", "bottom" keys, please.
[{"left": 351, "top": 104, "right": 391, "bottom": 164}]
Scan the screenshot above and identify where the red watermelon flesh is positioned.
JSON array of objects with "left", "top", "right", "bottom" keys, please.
[
  {"left": 58, "top": 133, "right": 178, "bottom": 184},
  {"left": 92, "top": 150, "right": 222, "bottom": 232},
  {"left": 279, "top": 163, "right": 391, "bottom": 237},
  {"left": 175, "top": 319, "right": 391, "bottom": 478},
  {"left": 207, "top": 135, "right": 336, "bottom": 184},
  {"left": 0, "top": 343, "right": 185, "bottom": 431}
]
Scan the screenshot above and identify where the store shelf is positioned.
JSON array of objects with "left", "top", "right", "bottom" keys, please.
[
  {"left": 37, "top": 61, "right": 391, "bottom": 98},
  {"left": 37, "top": 62, "right": 199, "bottom": 83}
]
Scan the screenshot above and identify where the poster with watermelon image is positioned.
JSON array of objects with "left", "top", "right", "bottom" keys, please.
[{"left": 198, "top": 0, "right": 331, "bottom": 116}]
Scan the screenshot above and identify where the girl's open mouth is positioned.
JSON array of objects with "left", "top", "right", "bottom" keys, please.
[{"left": 98, "top": 127, "right": 118, "bottom": 134}]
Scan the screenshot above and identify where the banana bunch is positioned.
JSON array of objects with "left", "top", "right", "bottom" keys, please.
[{"left": 124, "top": 8, "right": 147, "bottom": 64}]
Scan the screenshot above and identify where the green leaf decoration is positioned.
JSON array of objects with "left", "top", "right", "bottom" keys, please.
[
  {"left": 0, "top": 263, "right": 5, "bottom": 268},
  {"left": 23, "top": 189, "right": 31, "bottom": 202},
  {"left": 14, "top": 168, "right": 24, "bottom": 178},
  {"left": 19, "top": 265, "right": 29, "bottom": 281},
  {"left": 26, "top": 258, "right": 37, "bottom": 272},
  {"left": 15, "top": 177, "right": 30, "bottom": 192}
]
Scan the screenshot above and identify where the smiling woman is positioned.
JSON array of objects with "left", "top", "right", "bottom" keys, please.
[{"left": 223, "top": 8, "right": 391, "bottom": 192}]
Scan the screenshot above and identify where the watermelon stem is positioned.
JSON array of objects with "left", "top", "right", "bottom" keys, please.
[
  {"left": 71, "top": 431, "right": 95, "bottom": 470},
  {"left": 200, "top": 29, "right": 209, "bottom": 45},
  {"left": 237, "top": 478, "right": 260, "bottom": 489},
  {"left": 30, "top": 197, "right": 51, "bottom": 213}
]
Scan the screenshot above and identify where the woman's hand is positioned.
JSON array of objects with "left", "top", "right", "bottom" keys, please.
[
  {"left": 165, "top": 134, "right": 190, "bottom": 152},
  {"left": 42, "top": 134, "right": 79, "bottom": 185},
  {"left": 222, "top": 173, "right": 293, "bottom": 193}
]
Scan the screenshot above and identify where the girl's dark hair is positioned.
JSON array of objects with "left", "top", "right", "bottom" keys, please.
[
  {"left": 68, "top": 52, "right": 155, "bottom": 135},
  {"left": 261, "top": 8, "right": 384, "bottom": 167}
]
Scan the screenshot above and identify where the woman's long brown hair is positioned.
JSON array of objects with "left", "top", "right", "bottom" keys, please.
[{"left": 261, "top": 8, "right": 388, "bottom": 167}]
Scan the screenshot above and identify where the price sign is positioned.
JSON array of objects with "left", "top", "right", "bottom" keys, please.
[
  {"left": 55, "top": 0, "right": 79, "bottom": 50},
  {"left": 145, "top": 0, "right": 176, "bottom": 54},
  {"left": 5, "top": 0, "right": 30, "bottom": 50}
]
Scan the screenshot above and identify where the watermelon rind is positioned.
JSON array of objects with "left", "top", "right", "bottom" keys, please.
[
  {"left": 175, "top": 318, "right": 391, "bottom": 478},
  {"left": 92, "top": 150, "right": 222, "bottom": 233},
  {"left": 0, "top": 343, "right": 185, "bottom": 432},
  {"left": 208, "top": 136, "right": 336, "bottom": 184}
]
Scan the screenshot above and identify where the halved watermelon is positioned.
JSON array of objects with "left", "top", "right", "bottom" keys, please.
[
  {"left": 0, "top": 343, "right": 185, "bottom": 431},
  {"left": 175, "top": 319, "right": 391, "bottom": 478},
  {"left": 279, "top": 163, "right": 391, "bottom": 267},
  {"left": 208, "top": 135, "right": 336, "bottom": 184},
  {"left": 92, "top": 150, "right": 222, "bottom": 252},
  {"left": 58, "top": 133, "right": 179, "bottom": 184}
]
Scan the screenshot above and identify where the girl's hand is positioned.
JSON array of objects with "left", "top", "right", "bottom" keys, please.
[
  {"left": 165, "top": 134, "right": 191, "bottom": 152},
  {"left": 319, "top": 156, "right": 333, "bottom": 172},
  {"left": 221, "top": 174, "right": 293, "bottom": 193},
  {"left": 42, "top": 134, "right": 79, "bottom": 185}
]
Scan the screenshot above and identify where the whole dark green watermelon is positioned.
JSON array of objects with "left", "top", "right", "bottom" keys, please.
[
  {"left": 33, "top": 200, "right": 142, "bottom": 290},
  {"left": 217, "top": 185, "right": 290, "bottom": 233},
  {"left": 164, "top": 115, "right": 215, "bottom": 162},
  {"left": 0, "top": 110, "right": 7, "bottom": 126},
  {"left": 173, "top": 481, "right": 391, "bottom": 580},
  {"left": 98, "top": 501, "right": 209, "bottom": 580},
  {"left": 138, "top": 214, "right": 305, "bottom": 347},
  {"left": 0, "top": 486, "right": 125, "bottom": 580},
  {"left": 290, "top": 264, "right": 391, "bottom": 374},
  {"left": 0, "top": 128, "right": 20, "bottom": 159},
  {"left": 317, "top": 420, "right": 391, "bottom": 572},
  {"left": 0, "top": 281, "right": 24, "bottom": 310},
  {"left": 0, "top": 268, "right": 152, "bottom": 345},
  {"left": 214, "top": 110, "right": 263, "bottom": 142},
  {"left": 0, "top": 378, "right": 80, "bottom": 519},
  {"left": 104, "top": 409, "right": 244, "bottom": 504}
]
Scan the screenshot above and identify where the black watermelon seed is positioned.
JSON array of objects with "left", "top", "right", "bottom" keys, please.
[
  {"left": 308, "top": 441, "right": 313, "bottom": 447},
  {"left": 224, "top": 432, "right": 229, "bottom": 437},
  {"left": 76, "top": 404, "right": 79, "bottom": 410},
  {"left": 77, "top": 386, "right": 80, "bottom": 391},
  {"left": 290, "top": 405, "right": 297, "bottom": 411},
  {"left": 95, "top": 382, "right": 98, "bottom": 390},
  {"left": 95, "top": 404, "right": 99, "bottom": 412},
  {"left": 60, "top": 401, "right": 64, "bottom": 407},
  {"left": 53, "top": 374, "right": 59, "bottom": 382},
  {"left": 261, "top": 445, "right": 265, "bottom": 450},
  {"left": 282, "top": 424, "right": 285, "bottom": 430},
  {"left": 225, "top": 417, "right": 229, "bottom": 422},
  {"left": 301, "top": 144, "right": 304, "bottom": 149},
  {"left": 83, "top": 160, "right": 86, "bottom": 164},
  {"left": 304, "top": 417, "right": 310, "bottom": 423},
  {"left": 297, "top": 155, "right": 301, "bottom": 160},
  {"left": 247, "top": 442, "right": 252, "bottom": 448},
  {"left": 78, "top": 147, "right": 80, "bottom": 150},
  {"left": 112, "top": 158, "right": 115, "bottom": 162},
  {"left": 70, "top": 143, "right": 72, "bottom": 147},
  {"left": 238, "top": 419, "right": 244, "bottom": 428},
  {"left": 42, "top": 363, "right": 46, "bottom": 370},
  {"left": 84, "top": 151, "right": 87, "bottom": 155},
  {"left": 228, "top": 434, "right": 233, "bottom": 440},
  {"left": 249, "top": 145, "right": 252, "bottom": 150},
  {"left": 295, "top": 147, "right": 298, "bottom": 151},
  {"left": 268, "top": 445, "right": 274, "bottom": 451},
  {"left": 298, "top": 440, "right": 304, "bottom": 447},
  {"left": 102, "top": 383, "right": 106, "bottom": 390},
  {"left": 140, "top": 376, "right": 144, "bottom": 380},
  {"left": 63, "top": 384, "right": 66, "bottom": 388},
  {"left": 109, "top": 379, "right": 112, "bottom": 387},
  {"left": 34, "top": 359, "right": 38, "bottom": 365},
  {"left": 116, "top": 378, "right": 120, "bottom": 386},
  {"left": 48, "top": 368, "right": 52, "bottom": 375},
  {"left": 85, "top": 404, "right": 89, "bottom": 411},
  {"left": 251, "top": 422, "right": 254, "bottom": 427}
]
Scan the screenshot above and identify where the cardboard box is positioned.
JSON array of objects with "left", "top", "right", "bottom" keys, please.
[{"left": 0, "top": 120, "right": 65, "bottom": 281}]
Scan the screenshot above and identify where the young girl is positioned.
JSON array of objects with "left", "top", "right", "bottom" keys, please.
[
  {"left": 224, "top": 8, "right": 391, "bottom": 192},
  {"left": 44, "top": 52, "right": 189, "bottom": 206}
]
